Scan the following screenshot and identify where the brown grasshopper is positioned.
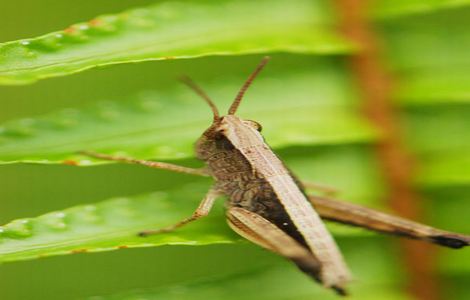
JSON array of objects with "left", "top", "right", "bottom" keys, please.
[{"left": 82, "top": 57, "right": 470, "bottom": 295}]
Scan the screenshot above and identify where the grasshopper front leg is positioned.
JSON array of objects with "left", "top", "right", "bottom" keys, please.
[
  {"left": 80, "top": 151, "right": 210, "bottom": 177},
  {"left": 309, "top": 195, "right": 470, "bottom": 249},
  {"left": 139, "top": 187, "right": 221, "bottom": 237}
]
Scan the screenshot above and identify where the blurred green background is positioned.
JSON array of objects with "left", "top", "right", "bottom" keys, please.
[{"left": 0, "top": 1, "right": 469, "bottom": 299}]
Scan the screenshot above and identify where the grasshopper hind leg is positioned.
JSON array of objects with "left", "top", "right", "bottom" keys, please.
[{"left": 309, "top": 195, "right": 470, "bottom": 249}]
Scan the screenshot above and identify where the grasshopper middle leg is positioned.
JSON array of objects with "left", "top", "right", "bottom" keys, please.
[{"left": 138, "top": 187, "right": 221, "bottom": 237}]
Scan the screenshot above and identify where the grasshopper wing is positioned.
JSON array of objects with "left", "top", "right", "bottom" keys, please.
[{"left": 226, "top": 207, "right": 347, "bottom": 295}]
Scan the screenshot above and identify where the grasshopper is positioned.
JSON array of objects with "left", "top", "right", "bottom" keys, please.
[{"left": 82, "top": 57, "right": 470, "bottom": 295}]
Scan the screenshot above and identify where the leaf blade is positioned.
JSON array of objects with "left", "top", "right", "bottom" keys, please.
[
  {"left": 371, "top": 0, "right": 470, "bottom": 19},
  {"left": 0, "top": 62, "right": 377, "bottom": 164},
  {"left": 0, "top": 145, "right": 382, "bottom": 263},
  {"left": 0, "top": 0, "right": 354, "bottom": 84}
]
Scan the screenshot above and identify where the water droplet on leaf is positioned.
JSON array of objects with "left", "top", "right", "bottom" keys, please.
[
  {"left": 42, "top": 211, "right": 68, "bottom": 230},
  {"left": 4, "top": 219, "right": 33, "bottom": 238}
]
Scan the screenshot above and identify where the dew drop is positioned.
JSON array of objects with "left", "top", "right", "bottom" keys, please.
[
  {"left": 112, "top": 197, "right": 132, "bottom": 206},
  {"left": 19, "top": 40, "right": 39, "bottom": 57},
  {"left": 137, "top": 99, "right": 161, "bottom": 111},
  {"left": 84, "top": 205, "right": 97, "bottom": 211},
  {"left": 4, "top": 219, "right": 33, "bottom": 238},
  {"left": 0, "top": 227, "right": 4, "bottom": 244},
  {"left": 54, "top": 109, "right": 81, "bottom": 128},
  {"left": 101, "top": 111, "right": 120, "bottom": 120},
  {"left": 78, "top": 24, "right": 89, "bottom": 31},
  {"left": 88, "top": 15, "right": 120, "bottom": 34},
  {"left": 53, "top": 118, "right": 78, "bottom": 128},
  {"left": 19, "top": 118, "right": 36, "bottom": 126},
  {"left": 63, "top": 24, "right": 90, "bottom": 42},
  {"left": 156, "top": 145, "right": 174, "bottom": 155},
  {"left": 110, "top": 198, "right": 138, "bottom": 218},
  {"left": 42, "top": 211, "right": 68, "bottom": 230},
  {"left": 128, "top": 9, "right": 156, "bottom": 28},
  {"left": 154, "top": 4, "right": 179, "bottom": 19},
  {"left": 5, "top": 119, "right": 36, "bottom": 137},
  {"left": 30, "top": 34, "right": 65, "bottom": 51},
  {"left": 24, "top": 51, "right": 37, "bottom": 58},
  {"left": 95, "top": 101, "right": 121, "bottom": 121},
  {"left": 76, "top": 205, "right": 102, "bottom": 224},
  {"left": 78, "top": 159, "right": 93, "bottom": 166},
  {"left": 173, "top": 152, "right": 188, "bottom": 158}
]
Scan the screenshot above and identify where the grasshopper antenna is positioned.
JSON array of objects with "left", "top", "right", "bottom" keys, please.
[
  {"left": 180, "top": 75, "right": 220, "bottom": 122},
  {"left": 228, "top": 56, "right": 270, "bottom": 115}
]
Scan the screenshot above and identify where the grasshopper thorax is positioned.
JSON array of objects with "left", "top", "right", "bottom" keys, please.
[{"left": 195, "top": 115, "right": 263, "bottom": 161}]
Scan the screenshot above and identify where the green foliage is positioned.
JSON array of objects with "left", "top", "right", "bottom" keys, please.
[
  {"left": 0, "top": 145, "right": 382, "bottom": 264},
  {"left": 89, "top": 263, "right": 407, "bottom": 300},
  {"left": 371, "top": 0, "right": 470, "bottom": 18},
  {"left": 0, "top": 59, "right": 375, "bottom": 164},
  {"left": 0, "top": 0, "right": 353, "bottom": 84},
  {"left": 0, "top": 1, "right": 469, "bottom": 300},
  {"left": 0, "top": 184, "right": 235, "bottom": 263}
]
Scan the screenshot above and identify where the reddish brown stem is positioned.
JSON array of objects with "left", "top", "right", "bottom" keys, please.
[{"left": 335, "top": 1, "right": 440, "bottom": 300}]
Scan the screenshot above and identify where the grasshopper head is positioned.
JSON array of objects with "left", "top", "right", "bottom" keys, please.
[{"left": 181, "top": 57, "right": 270, "bottom": 159}]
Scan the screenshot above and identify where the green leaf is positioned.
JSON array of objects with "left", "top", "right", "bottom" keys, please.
[
  {"left": 88, "top": 266, "right": 409, "bottom": 300},
  {"left": 0, "top": 187, "right": 371, "bottom": 264},
  {"left": 0, "top": 183, "right": 236, "bottom": 263},
  {"left": 0, "top": 0, "right": 354, "bottom": 85},
  {"left": 402, "top": 106, "right": 470, "bottom": 186},
  {"left": 402, "top": 106, "right": 470, "bottom": 156},
  {"left": 376, "top": 7, "right": 470, "bottom": 188},
  {"left": 387, "top": 17, "right": 470, "bottom": 74},
  {"left": 402, "top": 104, "right": 470, "bottom": 187},
  {"left": 418, "top": 155, "right": 470, "bottom": 186},
  {"left": 0, "top": 145, "right": 383, "bottom": 263},
  {"left": 395, "top": 71, "right": 470, "bottom": 105},
  {"left": 0, "top": 62, "right": 377, "bottom": 164},
  {"left": 82, "top": 237, "right": 407, "bottom": 300},
  {"left": 371, "top": 0, "right": 470, "bottom": 19},
  {"left": 429, "top": 187, "right": 470, "bottom": 274},
  {"left": 378, "top": 7, "right": 470, "bottom": 104},
  {"left": 427, "top": 187, "right": 470, "bottom": 233}
]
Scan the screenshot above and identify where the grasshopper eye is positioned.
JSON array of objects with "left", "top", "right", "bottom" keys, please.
[{"left": 244, "top": 120, "right": 263, "bottom": 132}]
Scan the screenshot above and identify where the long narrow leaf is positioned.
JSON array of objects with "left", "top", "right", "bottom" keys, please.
[
  {"left": 0, "top": 145, "right": 381, "bottom": 263},
  {"left": 371, "top": 0, "right": 470, "bottom": 19},
  {"left": 88, "top": 266, "right": 409, "bottom": 300},
  {"left": 0, "top": 0, "right": 354, "bottom": 84},
  {"left": 0, "top": 62, "right": 377, "bottom": 164}
]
